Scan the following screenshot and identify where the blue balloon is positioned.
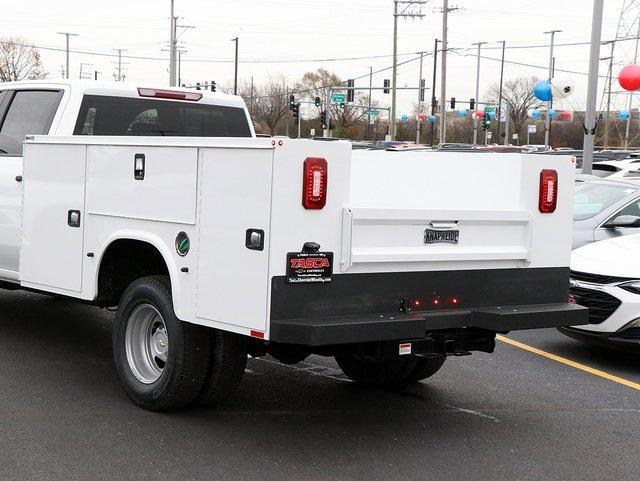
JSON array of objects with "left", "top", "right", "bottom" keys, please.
[
  {"left": 620, "top": 110, "right": 631, "bottom": 120},
  {"left": 532, "top": 109, "right": 542, "bottom": 119},
  {"left": 400, "top": 114, "right": 409, "bottom": 122},
  {"left": 458, "top": 109, "right": 467, "bottom": 118},
  {"left": 487, "top": 110, "right": 497, "bottom": 119},
  {"left": 533, "top": 80, "right": 553, "bottom": 101},
  {"left": 548, "top": 109, "right": 557, "bottom": 119},
  {"left": 428, "top": 115, "right": 437, "bottom": 123}
]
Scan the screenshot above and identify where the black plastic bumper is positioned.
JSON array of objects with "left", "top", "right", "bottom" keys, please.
[{"left": 271, "top": 302, "right": 587, "bottom": 346}]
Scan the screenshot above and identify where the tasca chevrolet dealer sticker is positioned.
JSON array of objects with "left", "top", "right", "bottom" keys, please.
[{"left": 286, "top": 251, "right": 333, "bottom": 284}]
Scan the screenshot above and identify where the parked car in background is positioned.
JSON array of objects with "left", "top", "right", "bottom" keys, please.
[
  {"left": 573, "top": 178, "right": 640, "bottom": 248},
  {"left": 563, "top": 234, "right": 640, "bottom": 350}
]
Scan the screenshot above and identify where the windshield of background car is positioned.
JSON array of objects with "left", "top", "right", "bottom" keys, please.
[{"left": 573, "top": 182, "right": 639, "bottom": 221}]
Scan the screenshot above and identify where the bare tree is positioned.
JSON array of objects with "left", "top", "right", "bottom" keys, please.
[
  {"left": 299, "top": 68, "right": 369, "bottom": 131},
  {"left": 0, "top": 37, "right": 47, "bottom": 82},
  {"left": 238, "top": 77, "right": 290, "bottom": 135},
  {"left": 486, "top": 76, "right": 541, "bottom": 140}
]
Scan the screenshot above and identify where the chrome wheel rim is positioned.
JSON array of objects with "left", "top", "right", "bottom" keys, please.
[{"left": 125, "top": 304, "right": 168, "bottom": 384}]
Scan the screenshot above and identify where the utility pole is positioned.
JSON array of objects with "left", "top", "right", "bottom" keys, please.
[
  {"left": 543, "top": 29, "right": 561, "bottom": 150},
  {"left": 113, "top": 49, "right": 126, "bottom": 82},
  {"left": 503, "top": 103, "right": 510, "bottom": 146},
  {"left": 169, "top": 0, "right": 177, "bottom": 86},
  {"left": 497, "top": 40, "right": 506, "bottom": 143},
  {"left": 430, "top": 38, "right": 439, "bottom": 147},
  {"left": 231, "top": 37, "right": 239, "bottom": 95},
  {"left": 57, "top": 32, "right": 78, "bottom": 80},
  {"left": 416, "top": 51, "right": 424, "bottom": 144},
  {"left": 582, "top": 0, "right": 604, "bottom": 175},
  {"left": 391, "top": 0, "right": 399, "bottom": 140},
  {"left": 625, "top": 20, "right": 640, "bottom": 149},
  {"left": 368, "top": 66, "right": 373, "bottom": 140},
  {"left": 324, "top": 87, "right": 331, "bottom": 138},
  {"left": 439, "top": 0, "right": 449, "bottom": 145},
  {"left": 603, "top": 41, "right": 616, "bottom": 149},
  {"left": 471, "top": 41, "right": 486, "bottom": 145},
  {"left": 390, "top": 0, "right": 426, "bottom": 140}
]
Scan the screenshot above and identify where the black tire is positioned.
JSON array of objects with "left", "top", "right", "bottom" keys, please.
[
  {"left": 403, "top": 356, "right": 446, "bottom": 383},
  {"left": 335, "top": 354, "right": 418, "bottom": 387},
  {"left": 113, "top": 275, "right": 211, "bottom": 411},
  {"left": 196, "top": 330, "right": 248, "bottom": 406}
]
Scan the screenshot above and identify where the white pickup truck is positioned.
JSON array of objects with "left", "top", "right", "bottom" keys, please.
[{"left": 0, "top": 80, "right": 586, "bottom": 411}]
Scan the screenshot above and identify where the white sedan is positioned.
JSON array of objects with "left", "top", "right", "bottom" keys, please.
[{"left": 563, "top": 234, "right": 640, "bottom": 348}]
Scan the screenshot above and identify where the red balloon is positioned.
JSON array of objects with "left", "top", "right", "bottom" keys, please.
[
  {"left": 561, "top": 111, "right": 572, "bottom": 120},
  {"left": 476, "top": 110, "right": 485, "bottom": 119},
  {"left": 418, "top": 112, "right": 427, "bottom": 121},
  {"left": 619, "top": 64, "right": 640, "bottom": 91}
]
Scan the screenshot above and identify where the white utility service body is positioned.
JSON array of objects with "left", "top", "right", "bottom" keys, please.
[
  {"left": 20, "top": 136, "right": 583, "bottom": 341},
  {"left": 0, "top": 80, "right": 587, "bottom": 410}
]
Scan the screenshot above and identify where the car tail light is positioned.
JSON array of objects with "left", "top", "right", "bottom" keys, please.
[
  {"left": 137, "top": 88, "right": 203, "bottom": 101},
  {"left": 539, "top": 169, "right": 558, "bottom": 213},
  {"left": 302, "top": 157, "right": 328, "bottom": 209}
]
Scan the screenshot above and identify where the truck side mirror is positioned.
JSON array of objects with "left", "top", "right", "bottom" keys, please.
[{"left": 603, "top": 214, "right": 640, "bottom": 229}]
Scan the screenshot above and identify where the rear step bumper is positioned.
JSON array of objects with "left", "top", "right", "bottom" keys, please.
[{"left": 270, "top": 302, "right": 587, "bottom": 346}]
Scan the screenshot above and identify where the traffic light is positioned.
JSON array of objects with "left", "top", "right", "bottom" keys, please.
[
  {"left": 289, "top": 94, "right": 296, "bottom": 111},
  {"left": 292, "top": 103, "right": 300, "bottom": 118},
  {"left": 450, "top": 97, "right": 456, "bottom": 109},
  {"left": 420, "top": 79, "right": 426, "bottom": 102},
  {"left": 211, "top": 80, "right": 216, "bottom": 92},
  {"left": 469, "top": 98, "right": 475, "bottom": 110},
  {"left": 314, "top": 96, "right": 321, "bottom": 107},
  {"left": 347, "top": 79, "right": 354, "bottom": 102},
  {"left": 383, "top": 79, "right": 390, "bottom": 94},
  {"left": 196, "top": 82, "right": 202, "bottom": 91},
  {"left": 320, "top": 111, "right": 327, "bottom": 129}
]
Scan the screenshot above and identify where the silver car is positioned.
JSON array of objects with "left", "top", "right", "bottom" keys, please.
[{"left": 573, "top": 178, "right": 640, "bottom": 248}]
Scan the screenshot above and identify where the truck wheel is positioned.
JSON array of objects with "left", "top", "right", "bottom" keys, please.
[
  {"left": 335, "top": 354, "right": 417, "bottom": 387},
  {"left": 113, "top": 276, "right": 211, "bottom": 411},
  {"left": 195, "top": 330, "right": 247, "bottom": 406},
  {"left": 403, "top": 356, "right": 446, "bottom": 383}
]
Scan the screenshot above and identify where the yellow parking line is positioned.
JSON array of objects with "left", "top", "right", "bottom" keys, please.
[{"left": 496, "top": 334, "right": 640, "bottom": 392}]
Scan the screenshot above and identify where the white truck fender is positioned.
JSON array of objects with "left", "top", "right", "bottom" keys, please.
[{"left": 91, "top": 230, "right": 189, "bottom": 319}]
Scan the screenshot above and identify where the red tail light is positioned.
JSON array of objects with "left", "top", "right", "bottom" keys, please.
[
  {"left": 302, "top": 157, "right": 328, "bottom": 209},
  {"left": 539, "top": 169, "right": 558, "bottom": 213},
  {"left": 137, "top": 88, "right": 202, "bottom": 101}
]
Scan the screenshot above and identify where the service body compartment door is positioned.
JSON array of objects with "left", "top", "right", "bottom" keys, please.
[
  {"left": 196, "top": 146, "right": 273, "bottom": 332},
  {"left": 20, "top": 143, "right": 86, "bottom": 293}
]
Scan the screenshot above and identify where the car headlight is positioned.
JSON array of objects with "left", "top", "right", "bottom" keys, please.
[{"left": 618, "top": 281, "right": 640, "bottom": 294}]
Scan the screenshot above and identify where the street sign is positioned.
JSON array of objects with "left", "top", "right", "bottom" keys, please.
[
  {"left": 512, "top": 133, "right": 519, "bottom": 140},
  {"left": 527, "top": 124, "right": 537, "bottom": 134},
  {"left": 484, "top": 106, "right": 496, "bottom": 114},
  {"left": 365, "top": 109, "right": 380, "bottom": 116},
  {"left": 486, "top": 131, "right": 493, "bottom": 139},
  {"left": 331, "top": 92, "right": 347, "bottom": 104}
]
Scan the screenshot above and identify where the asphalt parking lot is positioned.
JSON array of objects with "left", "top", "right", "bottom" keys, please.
[{"left": 0, "top": 290, "right": 638, "bottom": 481}]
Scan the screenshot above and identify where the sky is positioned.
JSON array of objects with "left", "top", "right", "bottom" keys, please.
[{"left": 1, "top": 0, "right": 638, "bottom": 116}]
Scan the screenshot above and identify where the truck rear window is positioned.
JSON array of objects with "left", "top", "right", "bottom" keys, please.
[{"left": 73, "top": 95, "right": 251, "bottom": 137}]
